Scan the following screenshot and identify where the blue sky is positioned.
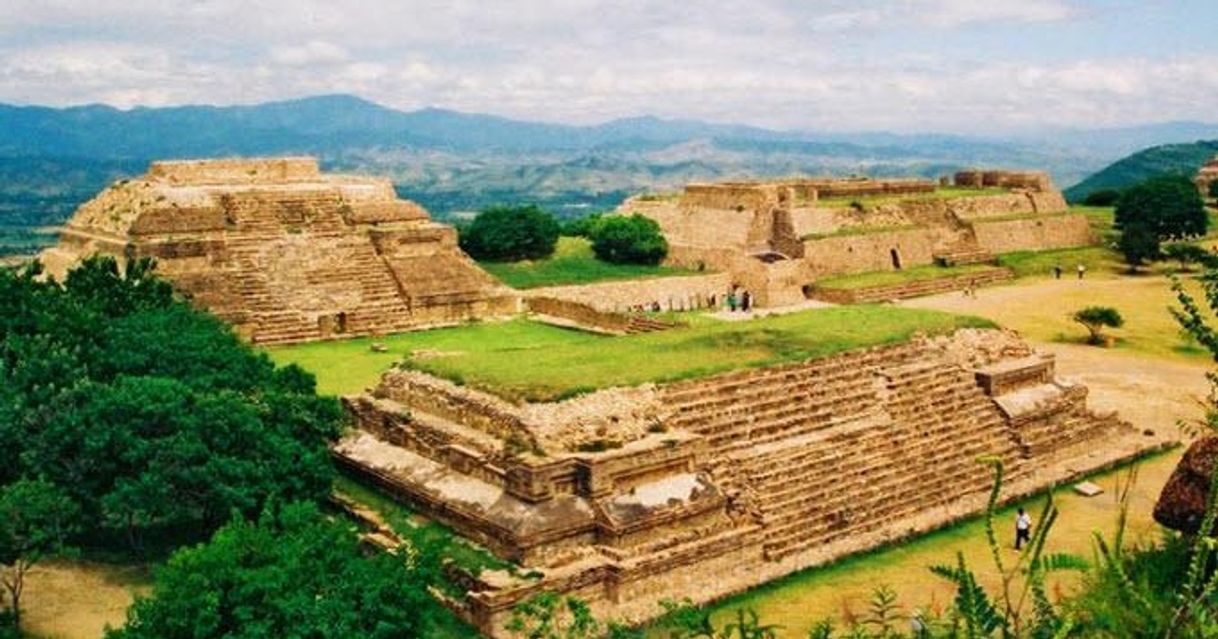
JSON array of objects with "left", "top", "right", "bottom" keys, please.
[{"left": 0, "top": 0, "right": 1214, "bottom": 133}]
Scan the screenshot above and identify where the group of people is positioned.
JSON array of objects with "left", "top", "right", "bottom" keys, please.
[
  {"left": 1052, "top": 263, "right": 1087, "bottom": 280},
  {"left": 713, "top": 287, "right": 752, "bottom": 312}
]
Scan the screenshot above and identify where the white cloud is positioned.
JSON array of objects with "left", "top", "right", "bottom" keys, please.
[{"left": 270, "top": 41, "right": 349, "bottom": 67}]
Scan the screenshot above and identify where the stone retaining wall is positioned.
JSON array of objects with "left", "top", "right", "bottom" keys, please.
[
  {"left": 811, "top": 267, "right": 1013, "bottom": 304},
  {"left": 973, "top": 214, "right": 1093, "bottom": 254},
  {"left": 525, "top": 273, "right": 733, "bottom": 313}
]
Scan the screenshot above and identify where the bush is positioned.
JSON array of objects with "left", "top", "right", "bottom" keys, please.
[
  {"left": 459, "top": 205, "right": 560, "bottom": 261},
  {"left": 588, "top": 214, "right": 669, "bottom": 265},
  {"left": 1073, "top": 306, "right": 1124, "bottom": 345},
  {"left": 1082, "top": 188, "right": 1122, "bottom": 206},
  {"left": 561, "top": 213, "right": 603, "bottom": 238},
  {"left": 1115, "top": 174, "right": 1208, "bottom": 240}
]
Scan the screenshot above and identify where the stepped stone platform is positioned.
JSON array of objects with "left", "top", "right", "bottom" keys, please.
[
  {"left": 811, "top": 267, "right": 1014, "bottom": 304},
  {"left": 622, "top": 170, "right": 1091, "bottom": 309},
  {"left": 40, "top": 157, "right": 518, "bottom": 344},
  {"left": 334, "top": 328, "right": 1172, "bottom": 636}
]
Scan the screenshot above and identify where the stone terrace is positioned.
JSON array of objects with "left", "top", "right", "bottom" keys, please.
[{"left": 335, "top": 328, "right": 1170, "bottom": 636}]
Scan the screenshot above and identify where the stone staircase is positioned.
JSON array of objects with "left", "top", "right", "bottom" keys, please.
[
  {"left": 662, "top": 343, "right": 1026, "bottom": 563},
  {"left": 933, "top": 243, "right": 995, "bottom": 266},
  {"left": 812, "top": 267, "right": 1014, "bottom": 304},
  {"left": 625, "top": 315, "right": 679, "bottom": 334}
]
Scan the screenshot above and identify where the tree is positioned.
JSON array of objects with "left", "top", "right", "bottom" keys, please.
[
  {"left": 561, "top": 213, "right": 604, "bottom": 238},
  {"left": 1114, "top": 174, "right": 1208, "bottom": 240},
  {"left": 1117, "top": 222, "right": 1160, "bottom": 272},
  {"left": 107, "top": 503, "right": 438, "bottom": 639},
  {"left": 1082, "top": 189, "right": 1122, "bottom": 207},
  {"left": 588, "top": 214, "right": 669, "bottom": 265},
  {"left": 459, "top": 205, "right": 560, "bottom": 261},
  {"left": 1162, "top": 243, "right": 1211, "bottom": 272},
  {"left": 1072, "top": 306, "right": 1124, "bottom": 345},
  {"left": 0, "top": 479, "right": 81, "bottom": 630},
  {"left": 1208, "top": 181, "right": 1218, "bottom": 201}
]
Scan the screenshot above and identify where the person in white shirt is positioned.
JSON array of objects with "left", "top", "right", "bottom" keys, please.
[{"left": 1015, "top": 507, "right": 1033, "bottom": 550}]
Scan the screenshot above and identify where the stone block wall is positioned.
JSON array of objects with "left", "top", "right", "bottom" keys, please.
[
  {"left": 802, "top": 228, "right": 938, "bottom": 277},
  {"left": 972, "top": 215, "right": 1093, "bottom": 254},
  {"left": 525, "top": 273, "right": 733, "bottom": 313},
  {"left": 147, "top": 157, "right": 320, "bottom": 184}
]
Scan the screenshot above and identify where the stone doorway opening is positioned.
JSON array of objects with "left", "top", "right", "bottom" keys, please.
[{"left": 890, "top": 248, "right": 902, "bottom": 270}]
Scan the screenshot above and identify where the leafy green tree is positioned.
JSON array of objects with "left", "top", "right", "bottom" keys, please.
[
  {"left": 588, "top": 214, "right": 669, "bottom": 265},
  {"left": 0, "top": 257, "right": 343, "bottom": 551},
  {"left": 459, "top": 205, "right": 560, "bottom": 261},
  {"left": 0, "top": 479, "right": 81, "bottom": 630},
  {"left": 107, "top": 502, "right": 437, "bottom": 639},
  {"left": 1114, "top": 174, "right": 1208, "bottom": 240},
  {"left": 1072, "top": 306, "right": 1124, "bottom": 345},
  {"left": 1116, "top": 222, "right": 1160, "bottom": 271},
  {"left": 1162, "top": 243, "right": 1211, "bottom": 272},
  {"left": 1082, "top": 189, "right": 1122, "bottom": 207},
  {"left": 561, "top": 213, "right": 604, "bottom": 238},
  {"left": 1208, "top": 181, "right": 1218, "bottom": 200}
]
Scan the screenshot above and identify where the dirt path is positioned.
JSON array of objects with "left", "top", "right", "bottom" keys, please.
[{"left": 20, "top": 561, "right": 150, "bottom": 639}]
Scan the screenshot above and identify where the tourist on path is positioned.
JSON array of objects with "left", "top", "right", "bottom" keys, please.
[
  {"left": 1015, "top": 507, "right": 1032, "bottom": 550},
  {"left": 1053, "top": 264, "right": 1063, "bottom": 280},
  {"left": 1077, "top": 263, "right": 1086, "bottom": 280},
  {"left": 741, "top": 290, "right": 752, "bottom": 312},
  {"left": 727, "top": 290, "right": 738, "bottom": 312}
]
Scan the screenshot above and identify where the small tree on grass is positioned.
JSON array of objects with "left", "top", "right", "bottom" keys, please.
[
  {"left": 459, "top": 205, "right": 560, "bottom": 261},
  {"left": 1117, "top": 222, "right": 1159, "bottom": 272},
  {"left": 0, "top": 479, "right": 81, "bottom": 631},
  {"left": 1162, "top": 243, "right": 1211, "bottom": 272},
  {"left": 588, "top": 214, "right": 668, "bottom": 265},
  {"left": 1073, "top": 306, "right": 1124, "bottom": 345}
]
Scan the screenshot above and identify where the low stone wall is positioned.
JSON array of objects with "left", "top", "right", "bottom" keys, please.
[
  {"left": 972, "top": 214, "right": 1093, "bottom": 254},
  {"left": 954, "top": 169, "right": 1053, "bottom": 192},
  {"left": 811, "top": 267, "right": 1013, "bottom": 304},
  {"left": 525, "top": 273, "right": 733, "bottom": 313},
  {"left": 148, "top": 157, "right": 320, "bottom": 184},
  {"left": 525, "top": 296, "right": 631, "bottom": 334}
]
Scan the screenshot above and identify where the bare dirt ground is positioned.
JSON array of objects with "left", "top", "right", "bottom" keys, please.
[{"left": 20, "top": 561, "right": 150, "bottom": 639}]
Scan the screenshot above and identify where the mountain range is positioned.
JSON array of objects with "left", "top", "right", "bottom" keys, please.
[{"left": 2, "top": 93, "right": 1217, "bottom": 250}]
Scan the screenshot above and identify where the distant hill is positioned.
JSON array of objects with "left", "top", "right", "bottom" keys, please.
[
  {"left": 1, "top": 93, "right": 1216, "bottom": 250},
  {"left": 1064, "top": 140, "right": 1218, "bottom": 202}
]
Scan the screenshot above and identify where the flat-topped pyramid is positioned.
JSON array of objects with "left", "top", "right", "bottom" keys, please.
[{"left": 41, "top": 157, "right": 518, "bottom": 344}]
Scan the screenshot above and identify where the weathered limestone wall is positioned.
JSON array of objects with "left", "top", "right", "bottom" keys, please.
[
  {"left": 525, "top": 297, "right": 633, "bottom": 334},
  {"left": 802, "top": 228, "right": 938, "bottom": 277},
  {"left": 525, "top": 273, "right": 733, "bottom": 313},
  {"left": 972, "top": 215, "right": 1093, "bottom": 254},
  {"left": 954, "top": 169, "right": 1054, "bottom": 192}
]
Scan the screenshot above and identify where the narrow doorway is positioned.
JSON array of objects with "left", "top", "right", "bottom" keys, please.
[{"left": 890, "top": 248, "right": 902, "bottom": 270}]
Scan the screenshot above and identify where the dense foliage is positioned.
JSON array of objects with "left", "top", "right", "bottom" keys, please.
[
  {"left": 587, "top": 214, "right": 669, "bottom": 265},
  {"left": 1116, "top": 222, "right": 1160, "bottom": 270},
  {"left": 1114, "top": 174, "right": 1208, "bottom": 240},
  {"left": 107, "top": 502, "right": 435, "bottom": 639},
  {"left": 1065, "top": 140, "right": 1218, "bottom": 203},
  {"left": 0, "top": 257, "right": 342, "bottom": 551},
  {"left": 1081, "top": 188, "right": 1122, "bottom": 206},
  {"left": 459, "top": 204, "right": 560, "bottom": 261}
]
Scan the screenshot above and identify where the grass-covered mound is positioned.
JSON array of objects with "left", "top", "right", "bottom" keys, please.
[
  {"left": 268, "top": 306, "right": 993, "bottom": 402},
  {"left": 479, "top": 236, "right": 695, "bottom": 289}
]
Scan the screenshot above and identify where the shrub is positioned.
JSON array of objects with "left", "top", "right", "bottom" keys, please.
[
  {"left": 1115, "top": 174, "right": 1208, "bottom": 240},
  {"left": 1073, "top": 306, "right": 1124, "bottom": 345},
  {"left": 459, "top": 205, "right": 560, "bottom": 261},
  {"left": 1082, "top": 188, "right": 1122, "bottom": 206},
  {"left": 1162, "top": 243, "right": 1211, "bottom": 272},
  {"left": 561, "top": 213, "right": 603, "bottom": 238},
  {"left": 588, "top": 214, "right": 669, "bottom": 265}
]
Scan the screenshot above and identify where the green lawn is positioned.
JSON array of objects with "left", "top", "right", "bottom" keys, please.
[
  {"left": 267, "top": 307, "right": 993, "bottom": 402},
  {"left": 478, "top": 236, "right": 696, "bottom": 289},
  {"left": 996, "top": 245, "right": 1122, "bottom": 279},
  {"left": 814, "top": 187, "right": 1009, "bottom": 209},
  {"left": 815, "top": 263, "right": 999, "bottom": 290}
]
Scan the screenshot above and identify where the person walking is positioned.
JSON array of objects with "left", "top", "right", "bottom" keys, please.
[
  {"left": 741, "top": 290, "right": 752, "bottom": 312},
  {"left": 1077, "top": 263, "right": 1086, "bottom": 280},
  {"left": 1053, "top": 264, "right": 1063, "bottom": 280},
  {"left": 1015, "top": 507, "right": 1032, "bottom": 550},
  {"left": 727, "top": 289, "right": 738, "bottom": 312}
]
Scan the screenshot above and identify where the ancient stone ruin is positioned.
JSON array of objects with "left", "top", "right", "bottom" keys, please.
[
  {"left": 41, "top": 158, "right": 517, "bottom": 344},
  {"left": 622, "top": 171, "right": 1091, "bottom": 306},
  {"left": 336, "top": 328, "right": 1170, "bottom": 636}
]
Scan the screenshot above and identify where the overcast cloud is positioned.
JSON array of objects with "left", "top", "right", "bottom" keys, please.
[{"left": 0, "top": 0, "right": 1214, "bottom": 133}]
